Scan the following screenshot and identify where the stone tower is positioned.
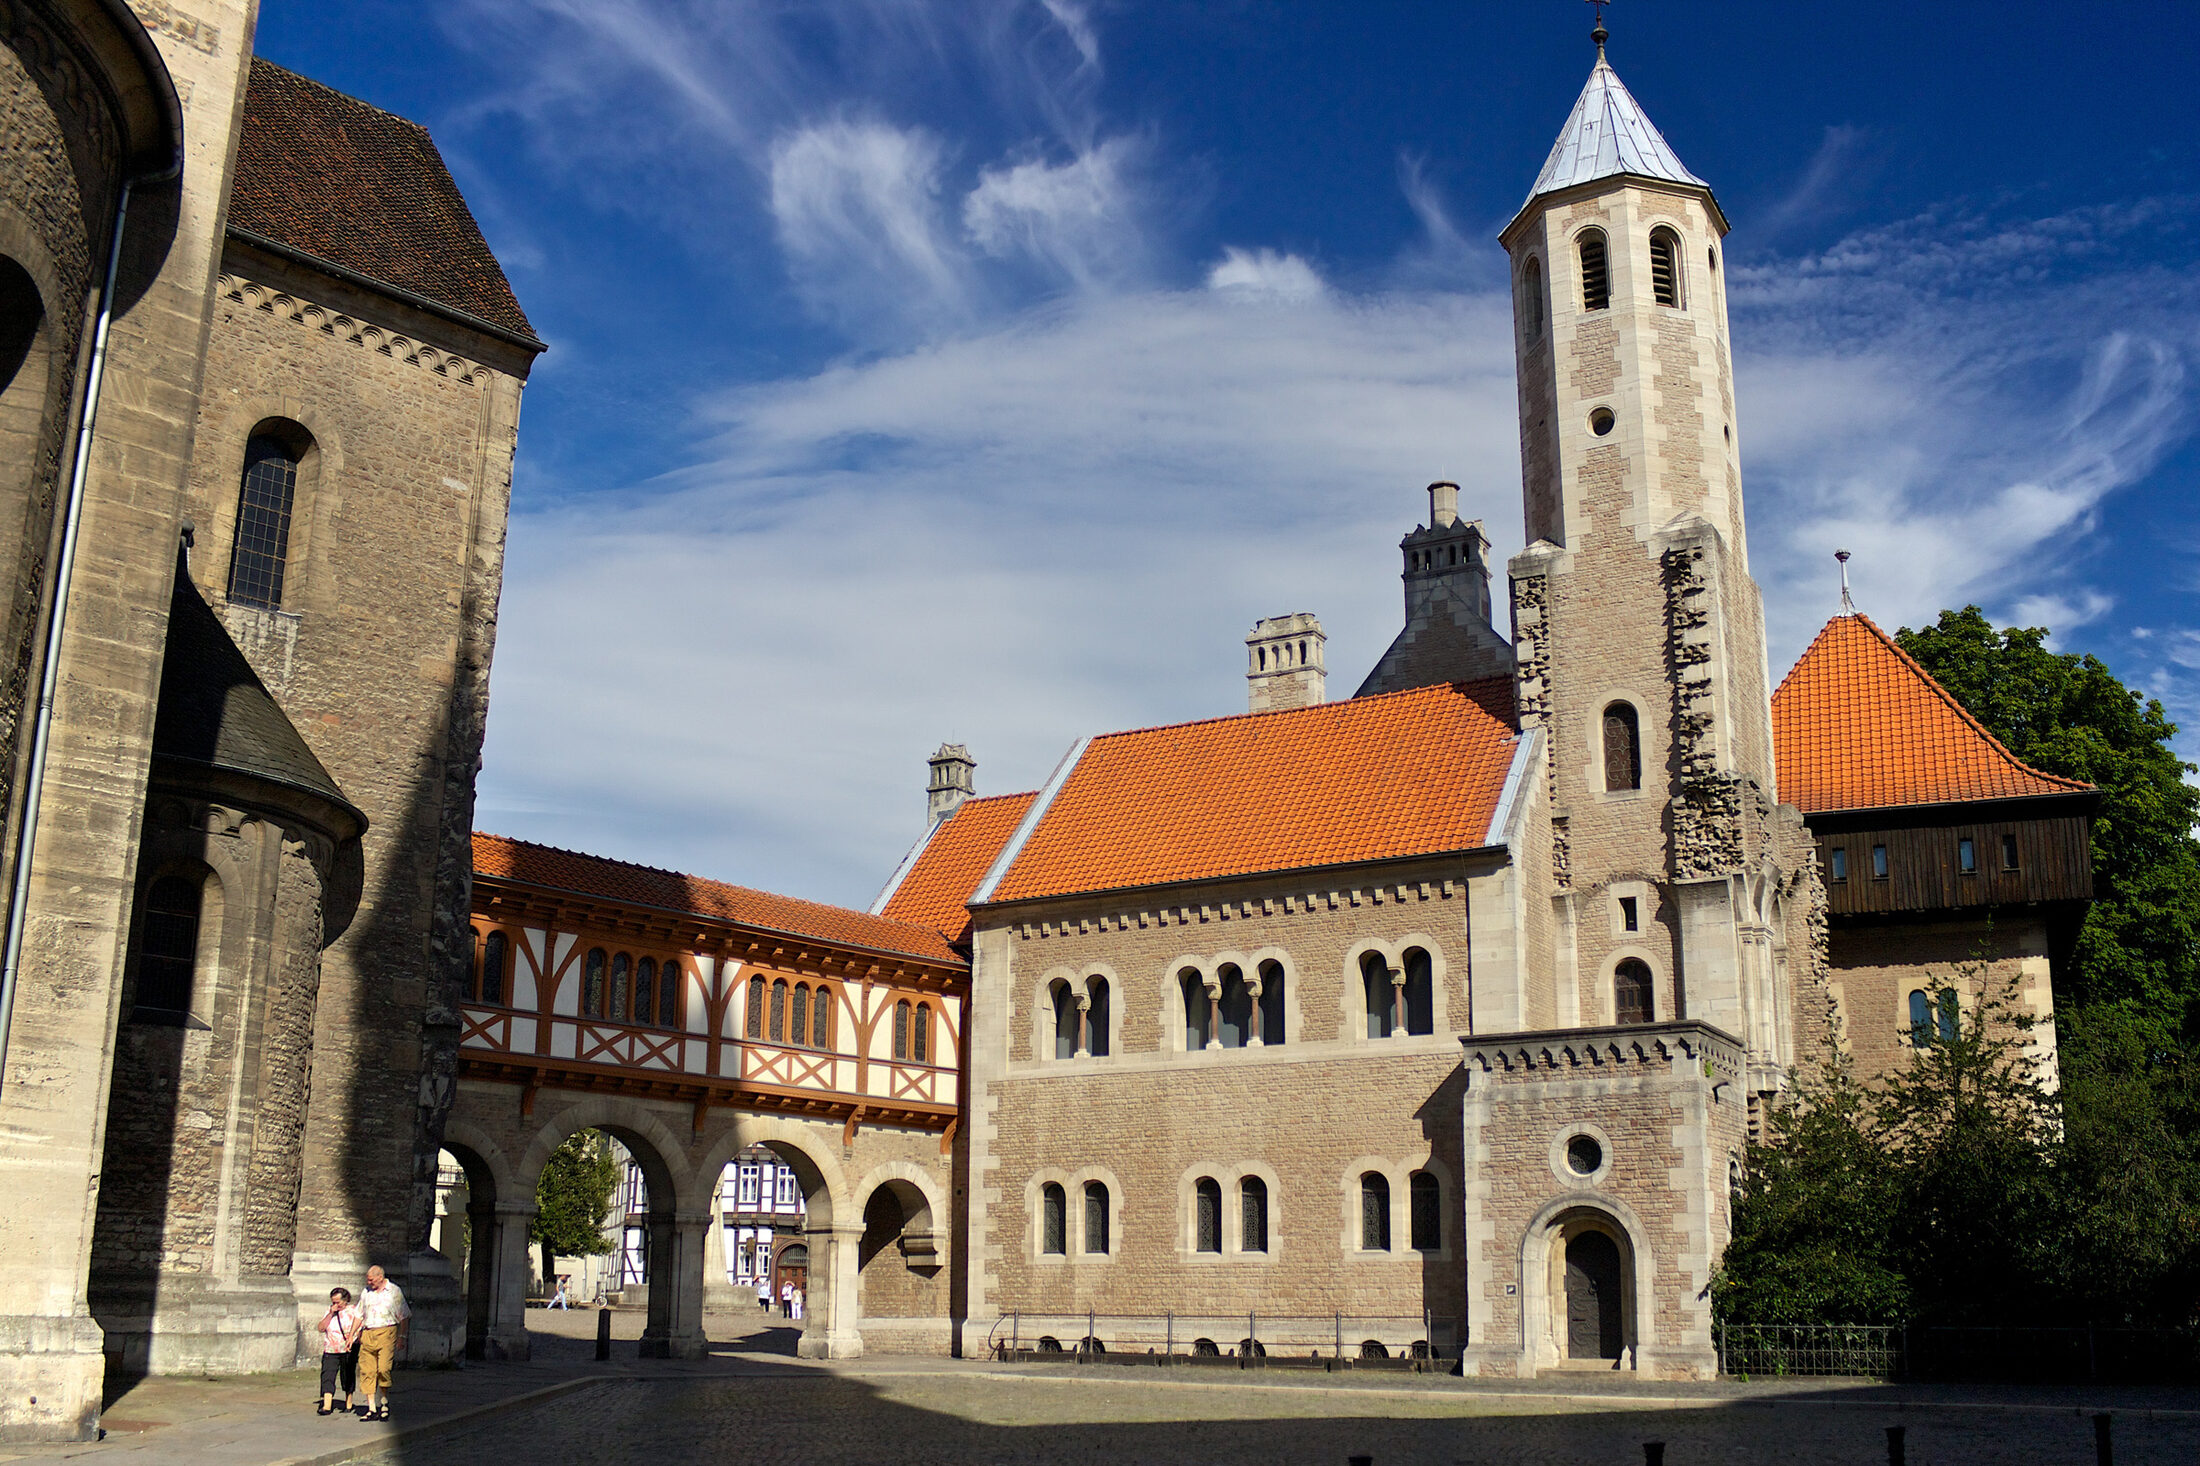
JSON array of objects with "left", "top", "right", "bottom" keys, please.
[
  {"left": 1499, "top": 26, "right": 1814, "bottom": 1096},
  {"left": 1245, "top": 613, "right": 1325, "bottom": 712},
  {"left": 927, "top": 743, "right": 977, "bottom": 823},
  {"left": 1355, "top": 481, "right": 1513, "bottom": 696}
]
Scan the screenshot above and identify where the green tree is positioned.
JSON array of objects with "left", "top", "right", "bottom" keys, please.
[{"left": 531, "top": 1129, "right": 618, "bottom": 1294}]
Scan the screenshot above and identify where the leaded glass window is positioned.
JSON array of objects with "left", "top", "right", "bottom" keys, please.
[
  {"left": 479, "top": 929, "right": 507, "bottom": 1006},
  {"left": 1195, "top": 1177, "right": 1221, "bottom": 1253},
  {"left": 228, "top": 433, "right": 301, "bottom": 609},
  {"left": 133, "top": 873, "right": 202, "bottom": 1018},
  {"left": 1041, "top": 1183, "right": 1066, "bottom": 1255},
  {"left": 1409, "top": 1170, "right": 1440, "bottom": 1252},
  {"left": 584, "top": 948, "right": 607, "bottom": 1018},
  {"left": 1084, "top": 1182, "right": 1110, "bottom": 1254},
  {"left": 634, "top": 958, "right": 657, "bottom": 1027},
  {"left": 747, "top": 975, "right": 764, "bottom": 1038},
  {"left": 1240, "top": 1176, "right": 1268, "bottom": 1252},
  {"left": 811, "top": 985, "right": 830, "bottom": 1048},
  {"left": 790, "top": 984, "right": 809, "bottom": 1046},
  {"left": 609, "top": 953, "right": 630, "bottom": 1021},
  {"left": 1360, "top": 1173, "right": 1390, "bottom": 1251}
]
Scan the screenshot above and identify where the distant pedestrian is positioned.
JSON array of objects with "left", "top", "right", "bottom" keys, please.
[
  {"left": 791, "top": 1288, "right": 805, "bottom": 1322},
  {"left": 551, "top": 1276, "right": 570, "bottom": 1310},
  {"left": 315, "top": 1288, "right": 361, "bottom": 1417},
  {"left": 779, "top": 1279, "right": 793, "bottom": 1318},
  {"left": 354, "top": 1265, "right": 411, "bottom": 1422}
]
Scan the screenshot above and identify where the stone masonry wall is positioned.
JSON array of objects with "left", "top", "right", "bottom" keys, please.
[{"left": 1827, "top": 915, "right": 2058, "bottom": 1090}]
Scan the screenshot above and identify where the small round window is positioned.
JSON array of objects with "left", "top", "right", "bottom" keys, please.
[
  {"left": 1589, "top": 407, "right": 1616, "bottom": 437},
  {"left": 1566, "top": 1135, "right": 1604, "bottom": 1177}
]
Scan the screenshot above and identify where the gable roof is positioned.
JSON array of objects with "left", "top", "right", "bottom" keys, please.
[
  {"left": 981, "top": 678, "right": 1520, "bottom": 906},
  {"left": 472, "top": 833, "right": 963, "bottom": 967},
  {"left": 877, "top": 793, "right": 1038, "bottom": 944},
  {"left": 1771, "top": 613, "right": 2091, "bottom": 816},
  {"left": 230, "top": 59, "right": 540, "bottom": 349},
  {"left": 1526, "top": 54, "right": 1706, "bottom": 206}
]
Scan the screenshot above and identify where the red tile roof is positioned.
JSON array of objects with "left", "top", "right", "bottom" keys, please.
[
  {"left": 986, "top": 678, "right": 1520, "bottom": 904},
  {"left": 231, "top": 60, "right": 538, "bottom": 345},
  {"left": 879, "top": 793, "right": 1038, "bottom": 944},
  {"left": 1771, "top": 613, "right": 2090, "bottom": 816},
  {"left": 473, "top": 833, "right": 962, "bottom": 967}
]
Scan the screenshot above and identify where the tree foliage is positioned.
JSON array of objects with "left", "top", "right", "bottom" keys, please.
[{"left": 531, "top": 1129, "right": 618, "bottom": 1290}]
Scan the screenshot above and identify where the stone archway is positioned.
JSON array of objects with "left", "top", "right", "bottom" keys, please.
[
  {"left": 692, "top": 1119, "right": 858, "bottom": 1359},
  {"left": 436, "top": 1120, "right": 524, "bottom": 1360},
  {"left": 1517, "top": 1199, "right": 1647, "bottom": 1375},
  {"left": 854, "top": 1170, "right": 949, "bottom": 1355}
]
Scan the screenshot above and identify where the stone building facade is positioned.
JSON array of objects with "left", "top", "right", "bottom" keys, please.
[{"left": 0, "top": 3, "right": 537, "bottom": 1439}]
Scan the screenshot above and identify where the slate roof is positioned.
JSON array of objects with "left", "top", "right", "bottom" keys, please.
[
  {"left": 230, "top": 59, "right": 538, "bottom": 346},
  {"left": 1771, "top": 613, "right": 2092, "bottom": 816},
  {"left": 473, "top": 833, "right": 964, "bottom": 967},
  {"left": 980, "top": 679, "right": 1521, "bottom": 905},
  {"left": 1527, "top": 54, "right": 1705, "bottom": 205},
  {"left": 152, "top": 573, "right": 359, "bottom": 827},
  {"left": 876, "top": 793, "right": 1037, "bottom": 945}
]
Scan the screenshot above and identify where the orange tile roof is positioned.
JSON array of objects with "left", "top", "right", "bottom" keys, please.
[
  {"left": 878, "top": 793, "right": 1038, "bottom": 944},
  {"left": 473, "top": 833, "right": 963, "bottom": 967},
  {"left": 1771, "top": 614, "right": 2091, "bottom": 816},
  {"left": 986, "top": 678, "right": 1520, "bottom": 904}
]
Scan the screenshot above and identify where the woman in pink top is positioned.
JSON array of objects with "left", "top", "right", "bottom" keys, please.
[{"left": 316, "top": 1287, "right": 362, "bottom": 1416}]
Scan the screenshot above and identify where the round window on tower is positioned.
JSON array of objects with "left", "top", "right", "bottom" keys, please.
[
  {"left": 1566, "top": 1135, "right": 1604, "bottom": 1177},
  {"left": 1589, "top": 407, "right": 1616, "bottom": 437}
]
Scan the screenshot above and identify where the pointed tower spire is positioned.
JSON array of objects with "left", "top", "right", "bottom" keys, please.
[{"left": 1522, "top": 34, "right": 1707, "bottom": 213}]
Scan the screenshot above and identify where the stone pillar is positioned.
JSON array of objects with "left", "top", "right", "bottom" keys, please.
[
  {"left": 796, "top": 1224, "right": 864, "bottom": 1360},
  {"left": 636, "top": 1211, "right": 708, "bottom": 1360},
  {"left": 700, "top": 1172, "right": 741, "bottom": 1313},
  {"left": 480, "top": 1202, "right": 535, "bottom": 1361}
]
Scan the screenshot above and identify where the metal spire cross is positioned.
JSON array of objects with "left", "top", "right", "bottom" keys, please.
[
  {"left": 1585, "top": 0, "right": 1612, "bottom": 56},
  {"left": 1834, "top": 549, "right": 1856, "bottom": 615}
]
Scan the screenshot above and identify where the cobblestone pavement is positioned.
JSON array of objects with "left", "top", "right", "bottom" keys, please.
[{"left": 359, "top": 1367, "right": 2200, "bottom": 1466}]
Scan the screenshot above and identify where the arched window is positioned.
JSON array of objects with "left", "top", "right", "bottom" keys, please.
[
  {"left": 746, "top": 975, "right": 765, "bottom": 1038},
  {"left": 1217, "top": 964, "right": 1252, "bottom": 1049},
  {"left": 1240, "top": 1176, "right": 1269, "bottom": 1253},
  {"left": 1084, "top": 979, "right": 1109, "bottom": 1058},
  {"left": 1181, "top": 970, "right": 1211, "bottom": 1050},
  {"left": 584, "top": 948, "right": 608, "bottom": 1018},
  {"left": 1362, "top": 952, "right": 1396, "bottom": 1039},
  {"left": 1360, "top": 1173, "right": 1391, "bottom": 1251},
  {"left": 1402, "top": 948, "right": 1434, "bottom": 1036},
  {"left": 769, "top": 978, "right": 787, "bottom": 1041},
  {"left": 1195, "top": 1177, "right": 1222, "bottom": 1253},
  {"left": 1409, "top": 1170, "right": 1441, "bottom": 1252},
  {"left": 479, "top": 929, "right": 508, "bottom": 1006},
  {"left": 132, "top": 873, "right": 203, "bottom": 1019},
  {"left": 790, "top": 984, "right": 810, "bottom": 1046},
  {"left": 1603, "top": 702, "right": 1641, "bottom": 791},
  {"left": 894, "top": 999, "right": 912, "bottom": 1060},
  {"left": 1936, "top": 987, "right": 1959, "bottom": 1044},
  {"left": 1615, "top": 958, "right": 1654, "bottom": 1025},
  {"left": 1649, "top": 226, "right": 1683, "bottom": 307},
  {"left": 909, "top": 999, "right": 927, "bottom": 1062},
  {"left": 1577, "top": 230, "right": 1610, "bottom": 311},
  {"left": 1908, "top": 988, "right": 1932, "bottom": 1048},
  {"left": 1052, "top": 980, "right": 1077, "bottom": 1060},
  {"left": 634, "top": 958, "right": 657, "bottom": 1027},
  {"left": 608, "top": 953, "right": 631, "bottom": 1022},
  {"left": 228, "top": 431, "right": 304, "bottom": 609},
  {"left": 1083, "top": 1181, "right": 1110, "bottom": 1254},
  {"left": 1257, "top": 960, "right": 1285, "bottom": 1046},
  {"left": 1040, "top": 1183, "right": 1067, "bottom": 1255},
  {"left": 812, "top": 985, "right": 832, "bottom": 1048},
  {"left": 658, "top": 961, "right": 680, "bottom": 1028},
  {"left": 1521, "top": 256, "right": 1545, "bottom": 338}
]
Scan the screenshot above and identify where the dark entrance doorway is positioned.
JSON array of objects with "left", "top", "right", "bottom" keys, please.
[{"left": 1564, "top": 1230, "right": 1624, "bottom": 1360}]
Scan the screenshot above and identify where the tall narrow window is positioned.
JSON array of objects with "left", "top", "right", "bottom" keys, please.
[
  {"left": 1363, "top": 953, "right": 1397, "bottom": 1039},
  {"left": 1830, "top": 847, "right": 1849, "bottom": 882},
  {"left": 1649, "top": 227, "right": 1683, "bottom": 307},
  {"left": 1041, "top": 1183, "right": 1066, "bottom": 1255},
  {"left": 1409, "top": 1170, "right": 1441, "bottom": 1252},
  {"left": 1217, "top": 965, "right": 1252, "bottom": 1049},
  {"left": 1958, "top": 837, "right": 1977, "bottom": 874},
  {"left": 895, "top": 998, "right": 912, "bottom": 1060},
  {"left": 1085, "top": 979, "right": 1108, "bottom": 1058},
  {"left": 1360, "top": 1173, "right": 1391, "bottom": 1251},
  {"left": 1195, "top": 1177, "right": 1222, "bottom": 1253},
  {"left": 228, "top": 432, "right": 302, "bottom": 609},
  {"left": 133, "top": 874, "right": 203, "bottom": 1019},
  {"left": 1521, "top": 256, "right": 1545, "bottom": 337},
  {"left": 1936, "top": 988, "right": 1959, "bottom": 1044},
  {"left": 1258, "top": 961, "right": 1286, "bottom": 1046},
  {"left": 659, "top": 961, "right": 680, "bottom": 1028},
  {"left": 769, "top": 978, "right": 787, "bottom": 1041},
  {"left": 790, "top": 985, "right": 809, "bottom": 1046},
  {"left": 1240, "top": 1176, "right": 1269, "bottom": 1253},
  {"left": 746, "top": 975, "right": 764, "bottom": 1038},
  {"left": 1871, "top": 844, "right": 1890, "bottom": 879},
  {"left": 1083, "top": 1182, "right": 1110, "bottom": 1254},
  {"left": 634, "top": 957, "right": 657, "bottom": 1026},
  {"left": 1181, "top": 970, "right": 1212, "bottom": 1050},
  {"left": 1614, "top": 959, "right": 1654, "bottom": 1025},
  {"left": 1578, "top": 230, "right": 1610, "bottom": 311},
  {"left": 1402, "top": 948, "right": 1435, "bottom": 1036},
  {"left": 608, "top": 953, "right": 631, "bottom": 1021},
  {"left": 1908, "top": 989, "right": 1932, "bottom": 1049},
  {"left": 909, "top": 1000, "right": 926, "bottom": 1062},
  {"left": 1603, "top": 702, "right": 1641, "bottom": 791},
  {"left": 584, "top": 948, "right": 608, "bottom": 1018},
  {"left": 1619, "top": 896, "right": 1639, "bottom": 932},
  {"left": 812, "top": 986, "right": 831, "bottom": 1048},
  {"left": 1053, "top": 981, "right": 1078, "bottom": 1059},
  {"left": 479, "top": 929, "right": 508, "bottom": 1005},
  {"left": 2002, "top": 834, "right": 2021, "bottom": 871}
]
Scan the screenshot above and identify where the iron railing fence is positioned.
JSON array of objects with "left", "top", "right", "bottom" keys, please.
[
  {"left": 983, "top": 1311, "right": 1462, "bottom": 1365},
  {"left": 1717, "top": 1323, "right": 2200, "bottom": 1383}
]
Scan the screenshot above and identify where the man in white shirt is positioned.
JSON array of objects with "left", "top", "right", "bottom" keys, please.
[{"left": 354, "top": 1266, "right": 411, "bottom": 1421}]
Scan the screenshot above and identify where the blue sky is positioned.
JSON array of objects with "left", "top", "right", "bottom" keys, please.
[{"left": 257, "top": 1, "right": 2200, "bottom": 908}]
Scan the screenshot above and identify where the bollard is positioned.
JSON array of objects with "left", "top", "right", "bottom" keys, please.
[
  {"left": 595, "top": 1306, "right": 612, "bottom": 1362},
  {"left": 1885, "top": 1424, "right": 1905, "bottom": 1466},
  {"left": 2093, "top": 1412, "right": 2112, "bottom": 1466},
  {"left": 1643, "top": 1444, "right": 1665, "bottom": 1466}
]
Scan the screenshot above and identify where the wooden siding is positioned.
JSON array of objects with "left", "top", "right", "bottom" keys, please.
[{"left": 1816, "top": 815, "right": 2091, "bottom": 917}]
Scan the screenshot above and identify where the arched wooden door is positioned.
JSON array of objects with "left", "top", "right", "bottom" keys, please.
[{"left": 1564, "top": 1230, "right": 1623, "bottom": 1360}]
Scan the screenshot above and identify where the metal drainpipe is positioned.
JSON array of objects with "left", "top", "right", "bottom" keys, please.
[{"left": 0, "top": 151, "right": 176, "bottom": 1091}]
